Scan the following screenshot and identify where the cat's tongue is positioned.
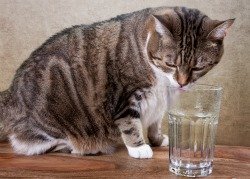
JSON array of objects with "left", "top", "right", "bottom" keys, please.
[
  {"left": 178, "top": 84, "right": 192, "bottom": 91},
  {"left": 178, "top": 87, "right": 188, "bottom": 92},
  {"left": 179, "top": 88, "right": 186, "bottom": 91}
]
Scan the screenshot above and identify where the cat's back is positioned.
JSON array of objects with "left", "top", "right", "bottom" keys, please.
[
  {"left": 20, "top": 7, "right": 170, "bottom": 65},
  {"left": 33, "top": 7, "right": 165, "bottom": 56}
]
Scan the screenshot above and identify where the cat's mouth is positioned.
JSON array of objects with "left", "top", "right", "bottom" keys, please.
[
  {"left": 171, "top": 82, "right": 193, "bottom": 91},
  {"left": 179, "top": 87, "right": 187, "bottom": 91},
  {"left": 179, "top": 85, "right": 190, "bottom": 91}
]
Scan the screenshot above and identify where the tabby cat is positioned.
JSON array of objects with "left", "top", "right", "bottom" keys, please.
[{"left": 0, "top": 7, "right": 234, "bottom": 158}]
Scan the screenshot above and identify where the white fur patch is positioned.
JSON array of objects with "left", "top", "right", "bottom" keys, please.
[
  {"left": 161, "top": 134, "right": 169, "bottom": 147},
  {"left": 154, "top": 18, "right": 165, "bottom": 35},
  {"left": 126, "top": 144, "right": 153, "bottom": 159},
  {"left": 9, "top": 134, "right": 68, "bottom": 155},
  {"left": 140, "top": 65, "right": 179, "bottom": 128},
  {"left": 165, "top": 73, "right": 179, "bottom": 88}
]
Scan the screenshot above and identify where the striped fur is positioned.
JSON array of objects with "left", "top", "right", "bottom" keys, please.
[{"left": 0, "top": 7, "right": 234, "bottom": 158}]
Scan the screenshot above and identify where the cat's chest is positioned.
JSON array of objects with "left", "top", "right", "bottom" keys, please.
[{"left": 140, "top": 69, "right": 170, "bottom": 128}]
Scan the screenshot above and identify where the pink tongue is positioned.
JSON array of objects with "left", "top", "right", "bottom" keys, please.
[{"left": 179, "top": 88, "right": 186, "bottom": 91}]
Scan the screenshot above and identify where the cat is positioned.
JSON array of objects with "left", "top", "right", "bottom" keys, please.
[{"left": 0, "top": 6, "right": 234, "bottom": 158}]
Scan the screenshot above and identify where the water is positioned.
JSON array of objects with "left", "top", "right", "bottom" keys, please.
[{"left": 168, "top": 111, "right": 218, "bottom": 177}]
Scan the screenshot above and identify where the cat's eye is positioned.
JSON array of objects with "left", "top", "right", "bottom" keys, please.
[
  {"left": 192, "top": 66, "right": 205, "bottom": 71},
  {"left": 149, "top": 52, "right": 162, "bottom": 61},
  {"left": 165, "top": 54, "right": 178, "bottom": 67},
  {"left": 165, "top": 62, "right": 177, "bottom": 68},
  {"left": 166, "top": 54, "right": 172, "bottom": 59}
]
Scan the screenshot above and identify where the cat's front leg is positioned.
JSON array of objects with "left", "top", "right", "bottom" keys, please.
[
  {"left": 115, "top": 117, "right": 153, "bottom": 159},
  {"left": 148, "top": 119, "right": 169, "bottom": 147},
  {"left": 114, "top": 93, "right": 153, "bottom": 159}
]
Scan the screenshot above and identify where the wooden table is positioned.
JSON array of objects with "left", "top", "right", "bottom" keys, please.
[{"left": 0, "top": 142, "right": 249, "bottom": 178}]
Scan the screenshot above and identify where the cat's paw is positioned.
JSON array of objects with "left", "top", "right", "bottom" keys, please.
[
  {"left": 161, "top": 134, "right": 169, "bottom": 147},
  {"left": 126, "top": 144, "right": 153, "bottom": 159}
]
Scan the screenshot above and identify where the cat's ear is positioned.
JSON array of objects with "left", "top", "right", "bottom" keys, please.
[
  {"left": 146, "top": 15, "right": 174, "bottom": 54},
  {"left": 207, "top": 19, "right": 235, "bottom": 41},
  {"left": 151, "top": 15, "right": 173, "bottom": 38}
]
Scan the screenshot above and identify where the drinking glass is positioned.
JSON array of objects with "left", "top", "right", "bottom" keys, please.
[{"left": 167, "top": 84, "right": 222, "bottom": 177}]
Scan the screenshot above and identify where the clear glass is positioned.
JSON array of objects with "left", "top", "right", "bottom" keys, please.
[{"left": 167, "top": 84, "right": 222, "bottom": 177}]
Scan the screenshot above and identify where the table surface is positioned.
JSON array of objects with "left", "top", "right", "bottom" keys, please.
[{"left": 0, "top": 142, "right": 249, "bottom": 178}]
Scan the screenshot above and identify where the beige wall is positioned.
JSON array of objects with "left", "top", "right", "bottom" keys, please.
[{"left": 0, "top": 0, "right": 249, "bottom": 146}]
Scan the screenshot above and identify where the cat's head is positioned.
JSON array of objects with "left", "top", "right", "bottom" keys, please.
[{"left": 146, "top": 7, "right": 235, "bottom": 88}]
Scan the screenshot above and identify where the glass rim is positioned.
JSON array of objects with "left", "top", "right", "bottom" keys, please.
[{"left": 167, "top": 83, "right": 223, "bottom": 91}]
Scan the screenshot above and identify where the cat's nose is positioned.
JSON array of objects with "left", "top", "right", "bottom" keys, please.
[
  {"left": 177, "top": 74, "right": 189, "bottom": 87},
  {"left": 177, "top": 81, "right": 188, "bottom": 88}
]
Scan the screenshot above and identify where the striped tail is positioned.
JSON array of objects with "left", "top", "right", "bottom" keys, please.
[{"left": 0, "top": 90, "right": 10, "bottom": 141}]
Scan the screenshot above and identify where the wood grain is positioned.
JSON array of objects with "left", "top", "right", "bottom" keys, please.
[{"left": 0, "top": 142, "right": 249, "bottom": 178}]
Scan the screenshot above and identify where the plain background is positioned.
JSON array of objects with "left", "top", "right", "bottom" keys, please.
[{"left": 0, "top": 0, "right": 249, "bottom": 146}]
